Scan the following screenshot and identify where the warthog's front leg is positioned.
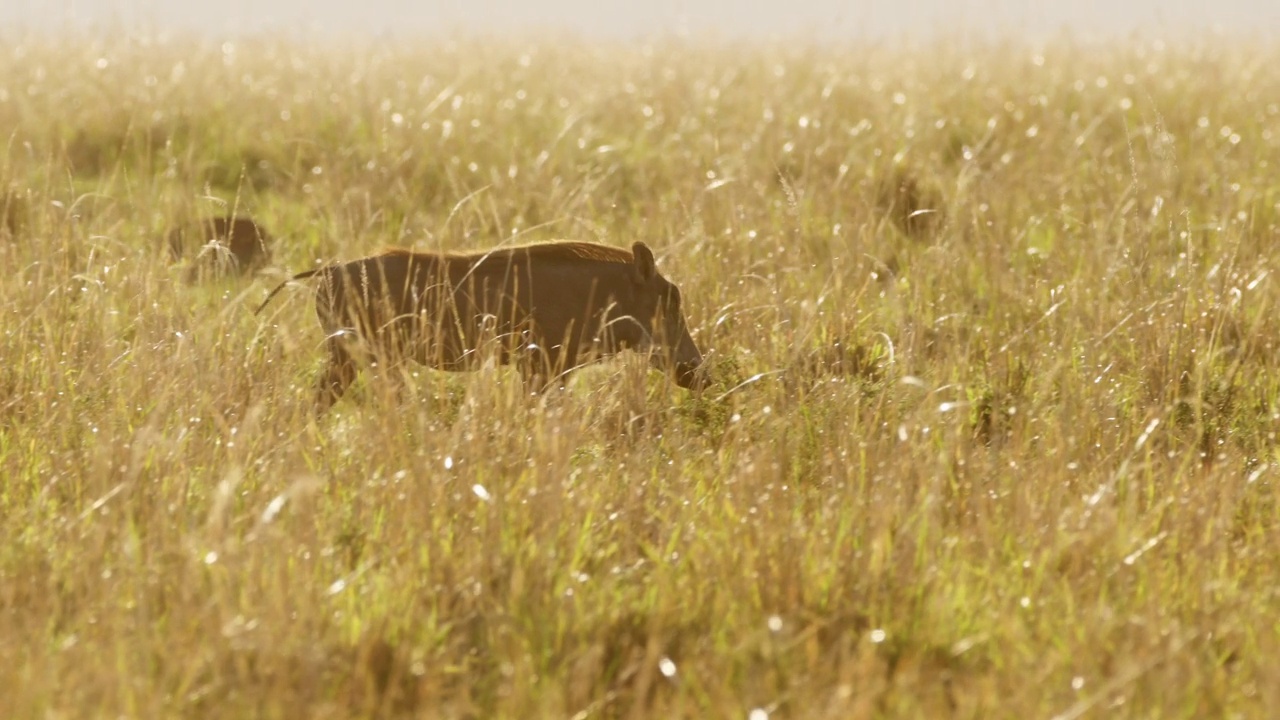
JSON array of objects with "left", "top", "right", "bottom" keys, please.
[
  {"left": 518, "top": 365, "right": 573, "bottom": 396},
  {"left": 516, "top": 344, "right": 579, "bottom": 396}
]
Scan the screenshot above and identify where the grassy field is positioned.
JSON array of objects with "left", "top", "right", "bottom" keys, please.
[{"left": 1, "top": 28, "right": 1279, "bottom": 719}]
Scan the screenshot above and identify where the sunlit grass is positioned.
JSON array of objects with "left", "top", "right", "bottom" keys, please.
[{"left": 1, "top": 27, "right": 1279, "bottom": 718}]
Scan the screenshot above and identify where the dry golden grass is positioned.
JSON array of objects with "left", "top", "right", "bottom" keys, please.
[{"left": 1, "top": 28, "right": 1279, "bottom": 718}]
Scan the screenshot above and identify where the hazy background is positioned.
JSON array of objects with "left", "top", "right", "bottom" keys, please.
[{"left": 1, "top": 0, "right": 1277, "bottom": 41}]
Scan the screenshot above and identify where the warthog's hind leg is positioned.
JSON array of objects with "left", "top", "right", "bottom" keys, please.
[{"left": 315, "top": 336, "right": 359, "bottom": 414}]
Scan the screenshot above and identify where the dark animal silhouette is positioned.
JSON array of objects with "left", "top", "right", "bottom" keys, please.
[
  {"left": 256, "top": 240, "right": 707, "bottom": 412},
  {"left": 168, "top": 216, "right": 272, "bottom": 277}
]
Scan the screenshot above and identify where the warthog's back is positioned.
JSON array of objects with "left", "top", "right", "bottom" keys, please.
[{"left": 314, "top": 242, "right": 641, "bottom": 365}]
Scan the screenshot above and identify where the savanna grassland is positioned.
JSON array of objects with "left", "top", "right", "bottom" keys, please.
[{"left": 1, "top": 27, "right": 1279, "bottom": 719}]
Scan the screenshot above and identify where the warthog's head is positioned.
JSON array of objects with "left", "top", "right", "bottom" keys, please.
[{"left": 627, "top": 241, "right": 707, "bottom": 391}]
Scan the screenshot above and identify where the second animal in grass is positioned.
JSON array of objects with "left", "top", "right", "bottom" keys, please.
[
  {"left": 255, "top": 240, "right": 707, "bottom": 411},
  {"left": 168, "top": 215, "right": 272, "bottom": 278}
]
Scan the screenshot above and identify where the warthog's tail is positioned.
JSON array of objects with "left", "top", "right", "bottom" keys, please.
[{"left": 254, "top": 269, "right": 322, "bottom": 316}]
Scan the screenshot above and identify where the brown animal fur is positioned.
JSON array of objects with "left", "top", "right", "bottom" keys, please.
[
  {"left": 256, "top": 240, "right": 706, "bottom": 412},
  {"left": 168, "top": 216, "right": 272, "bottom": 278},
  {"left": 2, "top": 189, "right": 28, "bottom": 240}
]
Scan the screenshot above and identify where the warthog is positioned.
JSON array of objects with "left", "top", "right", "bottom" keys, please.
[
  {"left": 255, "top": 240, "right": 707, "bottom": 411},
  {"left": 167, "top": 215, "right": 272, "bottom": 277}
]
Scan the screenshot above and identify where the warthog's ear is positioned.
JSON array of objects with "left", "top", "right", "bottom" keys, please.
[{"left": 632, "top": 241, "right": 657, "bottom": 283}]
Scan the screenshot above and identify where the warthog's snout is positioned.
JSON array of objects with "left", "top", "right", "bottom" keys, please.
[
  {"left": 675, "top": 360, "right": 708, "bottom": 391},
  {"left": 661, "top": 329, "right": 706, "bottom": 391}
]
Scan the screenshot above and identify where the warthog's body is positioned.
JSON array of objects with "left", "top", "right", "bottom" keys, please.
[
  {"left": 256, "top": 240, "right": 705, "bottom": 411},
  {"left": 168, "top": 216, "right": 272, "bottom": 277}
]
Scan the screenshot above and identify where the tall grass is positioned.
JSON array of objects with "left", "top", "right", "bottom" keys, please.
[{"left": 2, "top": 28, "right": 1279, "bottom": 718}]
